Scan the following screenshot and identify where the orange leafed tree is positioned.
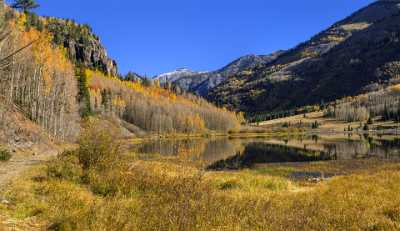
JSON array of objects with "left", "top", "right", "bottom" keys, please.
[{"left": 0, "top": 17, "right": 79, "bottom": 139}]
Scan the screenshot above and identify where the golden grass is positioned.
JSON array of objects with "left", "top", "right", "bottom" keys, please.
[
  {"left": 1, "top": 157, "right": 400, "bottom": 230},
  {"left": 2, "top": 123, "right": 400, "bottom": 230}
]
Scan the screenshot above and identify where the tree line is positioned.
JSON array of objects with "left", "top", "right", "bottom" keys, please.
[
  {"left": 85, "top": 70, "right": 241, "bottom": 134},
  {"left": 324, "top": 86, "right": 400, "bottom": 123}
]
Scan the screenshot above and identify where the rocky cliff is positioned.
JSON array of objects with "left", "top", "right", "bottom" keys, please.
[{"left": 24, "top": 13, "right": 118, "bottom": 75}]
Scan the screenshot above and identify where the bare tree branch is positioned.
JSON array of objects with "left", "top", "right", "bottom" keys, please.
[{"left": 0, "top": 38, "right": 38, "bottom": 65}]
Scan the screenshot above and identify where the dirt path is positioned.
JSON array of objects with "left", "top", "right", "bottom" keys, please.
[
  {"left": 0, "top": 148, "right": 60, "bottom": 229},
  {"left": 0, "top": 150, "right": 57, "bottom": 188},
  {"left": 0, "top": 150, "right": 57, "bottom": 231}
]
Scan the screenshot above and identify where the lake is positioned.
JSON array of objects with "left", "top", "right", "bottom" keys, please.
[{"left": 131, "top": 135, "right": 400, "bottom": 171}]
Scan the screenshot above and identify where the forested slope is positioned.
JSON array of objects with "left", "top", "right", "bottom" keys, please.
[
  {"left": 0, "top": 8, "right": 80, "bottom": 140},
  {"left": 207, "top": 0, "right": 400, "bottom": 116},
  {"left": 85, "top": 70, "right": 240, "bottom": 134},
  {"left": 0, "top": 2, "right": 240, "bottom": 150}
]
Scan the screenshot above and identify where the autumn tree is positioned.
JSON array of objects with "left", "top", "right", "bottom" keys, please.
[{"left": 0, "top": 17, "right": 79, "bottom": 140}]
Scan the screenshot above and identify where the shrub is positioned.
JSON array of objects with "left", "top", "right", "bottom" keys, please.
[
  {"left": 47, "top": 150, "right": 82, "bottom": 182},
  {"left": 77, "top": 119, "right": 121, "bottom": 170},
  {"left": 46, "top": 118, "right": 126, "bottom": 197},
  {"left": 217, "top": 180, "right": 240, "bottom": 190},
  {"left": 0, "top": 148, "right": 11, "bottom": 161}
]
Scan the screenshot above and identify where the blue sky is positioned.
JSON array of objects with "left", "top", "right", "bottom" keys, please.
[{"left": 13, "top": 0, "right": 375, "bottom": 76}]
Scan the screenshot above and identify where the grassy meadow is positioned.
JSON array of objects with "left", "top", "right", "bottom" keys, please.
[{"left": 1, "top": 121, "right": 400, "bottom": 230}]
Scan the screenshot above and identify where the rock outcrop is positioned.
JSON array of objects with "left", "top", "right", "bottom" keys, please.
[{"left": 27, "top": 15, "right": 118, "bottom": 75}]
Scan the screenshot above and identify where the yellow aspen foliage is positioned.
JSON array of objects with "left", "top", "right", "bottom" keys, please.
[
  {"left": 112, "top": 97, "right": 126, "bottom": 108},
  {"left": 16, "top": 12, "right": 27, "bottom": 27},
  {"left": 83, "top": 67, "right": 239, "bottom": 133},
  {"left": 2, "top": 16, "right": 78, "bottom": 139},
  {"left": 236, "top": 112, "right": 246, "bottom": 124},
  {"left": 18, "top": 27, "right": 73, "bottom": 94},
  {"left": 391, "top": 84, "right": 400, "bottom": 94},
  {"left": 193, "top": 114, "right": 206, "bottom": 131}
]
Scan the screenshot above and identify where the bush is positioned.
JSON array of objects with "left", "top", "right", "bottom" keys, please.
[
  {"left": 77, "top": 119, "right": 121, "bottom": 170},
  {"left": 47, "top": 150, "right": 83, "bottom": 182},
  {"left": 0, "top": 148, "right": 11, "bottom": 161}
]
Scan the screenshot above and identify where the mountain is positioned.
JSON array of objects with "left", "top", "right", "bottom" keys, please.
[
  {"left": 154, "top": 53, "right": 283, "bottom": 95},
  {"left": 155, "top": 68, "right": 205, "bottom": 84},
  {"left": 23, "top": 12, "right": 118, "bottom": 75},
  {"left": 207, "top": 0, "right": 400, "bottom": 114}
]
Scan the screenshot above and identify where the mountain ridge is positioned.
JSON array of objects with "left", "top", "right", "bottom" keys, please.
[
  {"left": 154, "top": 52, "right": 283, "bottom": 95},
  {"left": 207, "top": 0, "right": 400, "bottom": 115}
]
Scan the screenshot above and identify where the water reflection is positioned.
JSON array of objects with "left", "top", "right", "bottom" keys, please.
[
  {"left": 132, "top": 137, "right": 400, "bottom": 169},
  {"left": 135, "top": 138, "right": 244, "bottom": 163},
  {"left": 208, "top": 143, "right": 332, "bottom": 170}
]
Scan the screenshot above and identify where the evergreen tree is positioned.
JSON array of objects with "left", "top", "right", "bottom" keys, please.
[
  {"left": 124, "top": 72, "right": 139, "bottom": 82},
  {"left": 77, "top": 68, "right": 92, "bottom": 117},
  {"left": 142, "top": 77, "right": 152, "bottom": 87},
  {"left": 11, "top": 0, "right": 39, "bottom": 12}
]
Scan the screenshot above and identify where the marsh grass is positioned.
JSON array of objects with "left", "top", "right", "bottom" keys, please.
[
  {"left": 2, "top": 159, "right": 400, "bottom": 230},
  {"left": 1, "top": 122, "right": 400, "bottom": 230}
]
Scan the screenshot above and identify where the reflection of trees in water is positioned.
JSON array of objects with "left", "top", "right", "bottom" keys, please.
[
  {"left": 200, "top": 139, "right": 244, "bottom": 163},
  {"left": 136, "top": 138, "right": 244, "bottom": 163},
  {"left": 324, "top": 141, "right": 369, "bottom": 160},
  {"left": 137, "top": 139, "right": 207, "bottom": 158},
  {"left": 370, "top": 139, "right": 400, "bottom": 159},
  {"left": 208, "top": 143, "right": 332, "bottom": 170},
  {"left": 136, "top": 138, "right": 400, "bottom": 167},
  {"left": 323, "top": 139, "right": 400, "bottom": 160}
]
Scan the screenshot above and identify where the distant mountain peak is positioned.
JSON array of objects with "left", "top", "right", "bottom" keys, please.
[
  {"left": 175, "top": 68, "right": 192, "bottom": 72},
  {"left": 154, "top": 68, "right": 207, "bottom": 84},
  {"left": 152, "top": 53, "right": 283, "bottom": 96}
]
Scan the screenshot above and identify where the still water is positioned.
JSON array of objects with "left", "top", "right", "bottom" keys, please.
[{"left": 132, "top": 136, "right": 400, "bottom": 169}]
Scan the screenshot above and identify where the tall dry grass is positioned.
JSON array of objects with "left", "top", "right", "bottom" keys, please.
[{"left": 2, "top": 122, "right": 400, "bottom": 230}]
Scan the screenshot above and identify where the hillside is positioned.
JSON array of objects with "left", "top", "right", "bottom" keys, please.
[
  {"left": 0, "top": 3, "right": 240, "bottom": 149},
  {"left": 154, "top": 53, "right": 282, "bottom": 96},
  {"left": 84, "top": 69, "right": 240, "bottom": 134},
  {"left": 207, "top": 0, "right": 400, "bottom": 115}
]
